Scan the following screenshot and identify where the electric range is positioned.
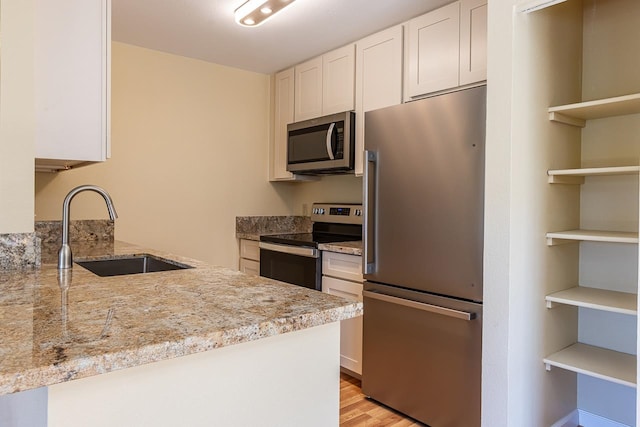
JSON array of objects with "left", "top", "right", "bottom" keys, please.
[{"left": 259, "top": 203, "right": 363, "bottom": 290}]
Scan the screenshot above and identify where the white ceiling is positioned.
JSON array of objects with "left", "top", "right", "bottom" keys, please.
[{"left": 111, "top": 0, "right": 452, "bottom": 74}]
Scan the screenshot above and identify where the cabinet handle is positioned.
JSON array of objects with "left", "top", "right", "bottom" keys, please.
[
  {"left": 325, "top": 122, "right": 336, "bottom": 160},
  {"left": 363, "top": 150, "right": 377, "bottom": 274},
  {"left": 363, "top": 290, "right": 476, "bottom": 321}
]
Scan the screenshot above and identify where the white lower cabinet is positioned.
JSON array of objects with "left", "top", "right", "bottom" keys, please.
[
  {"left": 322, "top": 252, "right": 363, "bottom": 376},
  {"left": 239, "top": 239, "right": 260, "bottom": 276}
]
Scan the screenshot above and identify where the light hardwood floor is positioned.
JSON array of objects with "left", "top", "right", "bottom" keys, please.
[{"left": 340, "top": 373, "right": 425, "bottom": 427}]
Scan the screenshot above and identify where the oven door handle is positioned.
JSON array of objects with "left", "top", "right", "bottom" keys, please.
[{"left": 259, "top": 242, "right": 319, "bottom": 258}]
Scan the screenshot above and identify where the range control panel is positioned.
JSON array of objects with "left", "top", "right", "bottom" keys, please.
[{"left": 311, "top": 203, "right": 363, "bottom": 225}]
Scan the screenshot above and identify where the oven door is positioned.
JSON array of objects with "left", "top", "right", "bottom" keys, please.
[{"left": 259, "top": 242, "right": 322, "bottom": 291}]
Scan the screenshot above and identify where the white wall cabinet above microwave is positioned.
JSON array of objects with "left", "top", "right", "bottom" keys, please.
[
  {"left": 34, "top": 0, "right": 111, "bottom": 172},
  {"left": 404, "top": 0, "right": 487, "bottom": 100},
  {"left": 270, "top": 68, "right": 318, "bottom": 182},
  {"left": 354, "top": 25, "right": 404, "bottom": 176},
  {"left": 294, "top": 44, "right": 355, "bottom": 122}
]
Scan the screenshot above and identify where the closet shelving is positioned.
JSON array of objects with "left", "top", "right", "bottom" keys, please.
[
  {"left": 548, "top": 92, "right": 640, "bottom": 127},
  {"left": 543, "top": 91, "right": 639, "bottom": 394},
  {"left": 545, "top": 286, "right": 637, "bottom": 315},
  {"left": 543, "top": 343, "right": 636, "bottom": 388}
]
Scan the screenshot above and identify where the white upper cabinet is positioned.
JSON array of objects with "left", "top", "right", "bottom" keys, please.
[
  {"left": 322, "top": 44, "right": 356, "bottom": 116},
  {"left": 406, "top": 2, "right": 460, "bottom": 98},
  {"left": 271, "top": 68, "right": 296, "bottom": 181},
  {"left": 34, "top": 0, "right": 111, "bottom": 172},
  {"left": 460, "top": 0, "right": 488, "bottom": 85},
  {"left": 295, "top": 45, "right": 355, "bottom": 122},
  {"left": 405, "top": 0, "right": 487, "bottom": 100},
  {"left": 270, "top": 68, "right": 318, "bottom": 182},
  {"left": 295, "top": 57, "right": 323, "bottom": 122},
  {"left": 354, "top": 26, "right": 404, "bottom": 176}
]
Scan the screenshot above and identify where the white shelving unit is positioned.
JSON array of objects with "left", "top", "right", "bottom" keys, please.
[
  {"left": 544, "top": 343, "right": 637, "bottom": 388},
  {"left": 546, "top": 230, "right": 639, "bottom": 246},
  {"left": 546, "top": 286, "right": 637, "bottom": 315},
  {"left": 543, "top": 73, "right": 639, "bottom": 424},
  {"left": 548, "top": 92, "right": 640, "bottom": 127},
  {"left": 547, "top": 166, "right": 640, "bottom": 184}
]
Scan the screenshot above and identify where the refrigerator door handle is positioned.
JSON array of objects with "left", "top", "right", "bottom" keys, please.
[
  {"left": 363, "top": 290, "right": 477, "bottom": 321},
  {"left": 363, "top": 150, "right": 377, "bottom": 274}
]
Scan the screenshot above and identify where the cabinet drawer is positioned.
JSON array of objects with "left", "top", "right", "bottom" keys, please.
[
  {"left": 240, "top": 239, "right": 260, "bottom": 261},
  {"left": 239, "top": 258, "right": 260, "bottom": 277},
  {"left": 322, "top": 252, "right": 363, "bottom": 282}
]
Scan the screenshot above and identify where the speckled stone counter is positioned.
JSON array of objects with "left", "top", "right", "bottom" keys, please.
[
  {"left": 235, "top": 215, "right": 311, "bottom": 241},
  {"left": 318, "top": 241, "right": 363, "bottom": 256},
  {"left": 0, "top": 241, "right": 362, "bottom": 396}
]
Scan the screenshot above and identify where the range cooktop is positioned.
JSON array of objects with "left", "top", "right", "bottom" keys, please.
[{"left": 260, "top": 203, "right": 363, "bottom": 248}]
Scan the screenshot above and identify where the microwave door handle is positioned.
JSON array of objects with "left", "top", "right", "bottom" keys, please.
[{"left": 325, "top": 123, "right": 336, "bottom": 160}]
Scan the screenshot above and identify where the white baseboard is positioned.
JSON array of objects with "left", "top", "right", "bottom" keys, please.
[
  {"left": 550, "top": 410, "right": 579, "bottom": 427},
  {"left": 550, "top": 409, "right": 631, "bottom": 427},
  {"left": 578, "top": 410, "right": 631, "bottom": 427}
]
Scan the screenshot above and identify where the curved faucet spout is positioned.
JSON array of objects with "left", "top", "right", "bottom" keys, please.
[{"left": 58, "top": 185, "right": 118, "bottom": 269}]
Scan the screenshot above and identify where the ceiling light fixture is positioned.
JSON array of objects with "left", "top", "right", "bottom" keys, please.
[{"left": 235, "top": 0, "right": 296, "bottom": 27}]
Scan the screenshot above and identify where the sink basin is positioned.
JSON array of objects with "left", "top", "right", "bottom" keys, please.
[{"left": 76, "top": 254, "right": 193, "bottom": 277}]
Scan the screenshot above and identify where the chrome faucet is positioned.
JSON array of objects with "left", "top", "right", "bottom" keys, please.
[{"left": 58, "top": 185, "right": 118, "bottom": 269}]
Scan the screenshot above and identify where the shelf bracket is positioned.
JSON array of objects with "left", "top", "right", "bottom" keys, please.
[
  {"left": 546, "top": 237, "right": 577, "bottom": 246},
  {"left": 548, "top": 112, "right": 586, "bottom": 128},
  {"left": 545, "top": 362, "right": 552, "bottom": 371},
  {"left": 548, "top": 175, "right": 585, "bottom": 185},
  {"left": 546, "top": 300, "right": 554, "bottom": 309}
]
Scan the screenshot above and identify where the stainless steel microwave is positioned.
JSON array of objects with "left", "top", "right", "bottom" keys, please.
[{"left": 287, "top": 111, "right": 355, "bottom": 174}]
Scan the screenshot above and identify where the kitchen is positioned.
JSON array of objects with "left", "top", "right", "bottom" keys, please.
[{"left": 2, "top": 0, "right": 640, "bottom": 426}]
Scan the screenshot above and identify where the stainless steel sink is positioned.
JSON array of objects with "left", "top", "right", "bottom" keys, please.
[{"left": 76, "top": 255, "right": 193, "bottom": 277}]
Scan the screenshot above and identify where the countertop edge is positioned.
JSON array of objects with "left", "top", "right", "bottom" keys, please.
[
  {"left": 1, "top": 241, "right": 363, "bottom": 395},
  {"left": 1, "top": 302, "right": 361, "bottom": 395}
]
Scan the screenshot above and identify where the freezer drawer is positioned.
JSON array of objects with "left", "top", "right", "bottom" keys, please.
[{"left": 362, "top": 282, "right": 482, "bottom": 427}]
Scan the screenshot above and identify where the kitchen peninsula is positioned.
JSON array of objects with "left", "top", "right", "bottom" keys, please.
[{"left": 0, "top": 241, "right": 362, "bottom": 427}]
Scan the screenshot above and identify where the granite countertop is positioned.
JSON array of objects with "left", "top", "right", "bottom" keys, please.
[
  {"left": 0, "top": 241, "right": 362, "bottom": 396},
  {"left": 318, "top": 241, "right": 363, "bottom": 256},
  {"left": 235, "top": 214, "right": 363, "bottom": 255}
]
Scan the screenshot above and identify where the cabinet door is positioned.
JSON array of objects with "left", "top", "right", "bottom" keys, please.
[
  {"left": 271, "top": 68, "right": 296, "bottom": 180},
  {"left": 322, "top": 251, "right": 363, "bottom": 282},
  {"left": 34, "top": 0, "right": 110, "bottom": 167},
  {"left": 460, "top": 0, "right": 487, "bottom": 85},
  {"left": 322, "top": 276, "right": 363, "bottom": 375},
  {"left": 406, "top": 2, "right": 460, "bottom": 98},
  {"left": 354, "top": 26, "right": 404, "bottom": 176},
  {"left": 239, "top": 258, "right": 260, "bottom": 277},
  {"left": 295, "top": 57, "right": 323, "bottom": 121},
  {"left": 240, "top": 239, "right": 260, "bottom": 261},
  {"left": 322, "top": 44, "right": 355, "bottom": 116}
]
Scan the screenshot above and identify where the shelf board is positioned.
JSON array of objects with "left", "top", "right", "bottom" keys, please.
[
  {"left": 549, "top": 93, "right": 640, "bottom": 127},
  {"left": 544, "top": 343, "right": 636, "bottom": 388},
  {"left": 546, "top": 286, "right": 637, "bottom": 315},
  {"left": 547, "top": 166, "right": 640, "bottom": 184},
  {"left": 546, "top": 230, "right": 639, "bottom": 246}
]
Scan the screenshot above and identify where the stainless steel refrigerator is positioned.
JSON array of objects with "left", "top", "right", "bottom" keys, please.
[{"left": 362, "top": 86, "right": 485, "bottom": 427}]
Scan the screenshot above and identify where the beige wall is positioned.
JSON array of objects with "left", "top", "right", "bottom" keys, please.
[
  {"left": 288, "top": 175, "right": 363, "bottom": 214},
  {"left": 0, "top": 0, "right": 35, "bottom": 233},
  {"left": 35, "top": 42, "right": 298, "bottom": 268}
]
